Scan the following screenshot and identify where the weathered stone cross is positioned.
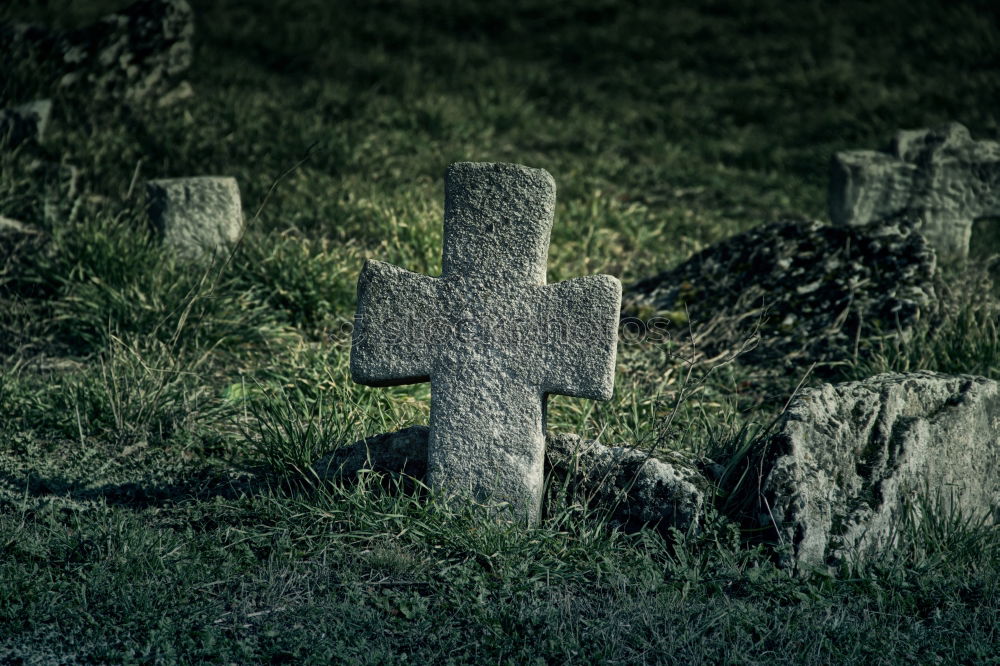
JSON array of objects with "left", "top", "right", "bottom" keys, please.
[
  {"left": 829, "top": 122, "right": 1000, "bottom": 259},
  {"left": 351, "top": 162, "right": 621, "bottom": 523}
]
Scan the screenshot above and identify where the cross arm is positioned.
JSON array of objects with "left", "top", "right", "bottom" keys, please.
[
  {"left": 351, "top": 259, "right": 440, "bottom": 387},
  {"left": 537, "top": 274, "right": 621, "bottom": 401}
]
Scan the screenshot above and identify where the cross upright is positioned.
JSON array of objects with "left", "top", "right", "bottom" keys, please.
[
  {"left": 829, "top": 122, "right": 1000, "bottom": 259},
  {"left": 351, "top": 162, "right": 621, "bottom": 523}
]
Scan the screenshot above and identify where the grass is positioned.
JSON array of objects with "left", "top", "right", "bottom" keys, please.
[
  {"left": 1, "top": 0, "right": 999, "bottom": 662},
  {"left": 838, "top": 263, "right": 1000, "bottom": 382}
]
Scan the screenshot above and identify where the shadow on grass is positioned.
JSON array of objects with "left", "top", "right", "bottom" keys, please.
[{"left": 0, "top": 465, "right": 270, "bottom": 511}]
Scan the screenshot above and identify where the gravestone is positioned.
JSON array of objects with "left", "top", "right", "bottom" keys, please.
[
  {"left": 829, "top": 122, "right": 1000, "bottom": 259},
  {"left": 146, "top": 177, "right": 244, "bottom": 259},
  {"left": 760, "top": 371, "right": 1000, "bottom": 573},
  {"left": 0, "top": 100, "right": 52, "bottom": 148},
  {"left": 351, "top": 162, "right": 622, "bottom": 523}
]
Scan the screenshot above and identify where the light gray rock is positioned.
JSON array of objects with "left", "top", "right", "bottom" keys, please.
[
  {"left": 314, "top": 427, "right": 706, "bottom": 531},
  {"left": 546, "top": 433, "right": 707, "bottom": 531},
  {"left": 351, "top": 162, "right": 622, "bottom": 524},
  {"left": 761, "top": 371, "right": 1000, "bottom": 573},
  {"left": 146, "top": 177, "right": 244, "bottom": 259},
  {"left": 0, "top": 100, "right": 52, "bottom": 148},
  {"left": 829, "top": 123, "right": 1000, "bottom": 259},
  {"left": 0, "top": 216, "right": 40, "bottom": 236}
]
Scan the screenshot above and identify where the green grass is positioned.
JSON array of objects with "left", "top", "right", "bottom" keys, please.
[
  {"left": 1, "top": 0, "right": 999, "bottom": 661},
  {"left": 837, "top": 263, "right": 1000, "bottom": 382}
]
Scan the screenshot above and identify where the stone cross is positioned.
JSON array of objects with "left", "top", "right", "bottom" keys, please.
[
  {"left": 351, "top": 162, "right": 621, "bottom": 523},
  {"left": 829, "top": 122, "right": 999, "bottom": 259}
]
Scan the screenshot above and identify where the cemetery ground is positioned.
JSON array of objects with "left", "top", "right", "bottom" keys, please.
[{"left": 1, "top": 0, "right": 998, "bottom": 662}]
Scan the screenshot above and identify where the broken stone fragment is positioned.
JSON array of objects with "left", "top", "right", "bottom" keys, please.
[
  {"left": 0, "top": 100, "right": 52, "bottom": 148},
  {"left": 546, "top": 433, "right": 708, "bottom": 531},
  {"left": 313, "top": 426, "right": 707, "bottom": 532},
  {"left": 829, "top": 123, "right": 1000, "bottom": 259},
  {"left": 0, "top": 216, "right": 40, "bottom": 236},
  {"left": 760, "top": 371, "right": 1000, "bottom": 573},
  {"left": 146, "top": 176, "right": 244, "bottom": 260}
]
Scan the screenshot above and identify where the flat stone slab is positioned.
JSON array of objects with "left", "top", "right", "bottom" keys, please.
[
  {"left": 760, "top": 371, "right": 1000, "bottom": 573},
  {"left": 351, "top": 162, "right": 621, "bottom": 523},
  {"left": 146, "top": 176, "right": 244, "bottom": 259},
  {"left": 829, "top": 122, "right": 1000, "bottom": 259},
  {"left": 624, "top": 217, "right": 936, "bottom": 373},
  {"left": 0, "top": 100, "right": 52, "bottom": 148},
  {"left": 314, "top": 427, "right": 706, "bottom": 531}
]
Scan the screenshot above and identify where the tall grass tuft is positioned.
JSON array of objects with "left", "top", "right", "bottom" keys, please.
[
  {"left": 238, "top": 382, "right": 359, "bottom": 486},
  {"left": 844, "top": 265, "right": 1000, "bottom": 381}
]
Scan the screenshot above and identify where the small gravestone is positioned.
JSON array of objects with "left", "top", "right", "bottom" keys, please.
[
  {"left": 829, "top": 122, "right": 1000, "bottom": 259},
  {"left": 351, "top": 162, "right": 622, "bottom": 523},
  {"left": 761, "top": 371, "right": 1000, "bottom": 573},
  {"left": 0, "top": 100, "right": 52, "bottom": 148},
  {"left": 146, "top": 177, "right": 244, "bottom": 259}
]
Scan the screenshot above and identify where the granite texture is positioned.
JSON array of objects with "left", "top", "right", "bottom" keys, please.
[
  {"left": 146, "top": 177, "right": 244, "bottom": 259},
  {"left": 761, "top": 371, "right": 1000, "bottom": 573},
  {"left": 314, "top": 427, "right": 706, "bottom": 532},
  {"left": 829, "top": 122, "right": 1000, "bottom": 259},
  {"left": 351, "top": 162, "right": 622, "bottom": 523}
]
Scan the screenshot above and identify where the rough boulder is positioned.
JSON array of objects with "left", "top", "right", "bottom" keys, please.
[{"left": 760, "top": 371, "right": 1000, "bottom": 573}]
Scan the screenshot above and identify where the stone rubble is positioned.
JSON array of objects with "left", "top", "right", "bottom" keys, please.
[
  {"left": 624, "top": 217, "right": 936, "bottom": 373},
  {"left": 2, "top": 0, "right": 194, "bottom": 105},
  {"left": 314, "top": 426, "right": 707, "bottom": 532}
]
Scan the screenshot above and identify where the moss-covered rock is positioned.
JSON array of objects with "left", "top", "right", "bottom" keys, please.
[{"left": 624, "top": 217, "right": 936, "bottom": 373}]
